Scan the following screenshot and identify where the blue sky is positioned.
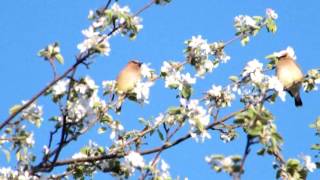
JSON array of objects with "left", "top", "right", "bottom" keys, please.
[{"left": 0, "top": 0, "right": 320, "bottom": 179}]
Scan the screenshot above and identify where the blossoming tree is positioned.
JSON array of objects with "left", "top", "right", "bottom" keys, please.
[{"left": 1, "top": 0, "right": 320, "bottom": 179}]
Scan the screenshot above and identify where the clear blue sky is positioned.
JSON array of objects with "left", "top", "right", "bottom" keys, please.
[{"left": 0, "top": 0, "right": 320, "bottom": 179}]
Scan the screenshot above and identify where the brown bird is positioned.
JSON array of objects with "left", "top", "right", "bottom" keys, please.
[
  {"left": 114, "top": 60, "right": 142, "bottom": 112},
  {"left": 276, "top": 53, "right": 304, "bottom": 107}
]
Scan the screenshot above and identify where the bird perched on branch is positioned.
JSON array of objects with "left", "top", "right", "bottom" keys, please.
[
  {"left": 114, "top": 60, "right": 142, "bottom": 112},
  {"left": 275, "top": 48, "right": 304, "bottom": 107}
]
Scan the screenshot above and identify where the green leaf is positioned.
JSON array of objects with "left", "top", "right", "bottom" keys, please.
[
  {"left": 246, "top": 125, "right": 262, "bottom": 137},
  {"left": 311, "top": 144, "right": 320, "bottom": 150},
  {"left": 229, "top": 75, "right": 239, "bottom": 82},
  {"left": 241, "top": 36, "right": 250, "bottom": 46},
  {"left": 168, "top": 107, "right": 181, "bottom": 115},
  {"left": 265, "top": 53, "right": 276, "bottom": 60},
  {"left": 157, "top": 129, "right": 164, "bottom": 141},
  {"left": 97, "top": 127, "right": 107, "bottom": 134},
  {"left": 55, "top": 54, "right": 64, "bottom": 64},
  {"left": 9, "top": 104, "right": 22, "bottom": 115},
  {"left": 257, "top": 148, "right": 266, "bottom": 156},
  {"left": 181, "top": 85, "right": 192, "bottom": 100}
]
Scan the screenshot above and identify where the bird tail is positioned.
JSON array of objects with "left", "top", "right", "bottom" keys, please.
[
  {"left": 115, "top": 95, "right": 125, "bottom": 113},
  {"left": 294, "top": 93, "right": 303, "bottom": 107}
]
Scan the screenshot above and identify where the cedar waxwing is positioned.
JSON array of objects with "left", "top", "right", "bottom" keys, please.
[
  {"left": 114, "top": 60, "right": 142, "bottom": 112},
  {"left": 276, "top": 54, "right": 304, "bottom": 107}
]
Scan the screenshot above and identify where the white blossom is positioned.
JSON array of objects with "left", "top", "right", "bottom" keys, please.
[
  {"left": 242, "top": 59, "right": 264, "bottom": 84},
  {"left": 140, "top": 63, "right": 154, "bottom": 80},
  {"left": 21, "top": 101, "right": 43, "bottom": 127},
  {"left": 161, "top": 62, "right": 196, "bottom": 90},
  {"left": 111, "top": 3, "right": 130, "bottom": 14},
  {"left": 220, "top": 133, "right": 232, "bottom": 143},
  {"left": 181, "top": 73, "right": 196, "bottom": 88},
  {"left": 234, "top": 15, "right": 259, "bottom": 31},
  {"left": 26, "top": 133, "right": 35, "bottom": 146},
  {"left": 65, "top": 81, "right": 106, "bottom": 124},
  {"left": 181, "top": 99, "right": 211, "bottom": 143},
  {"left": 77, "top": 27, "right": 111, "bottom": 56},
  {"left": 164, "top": 71, "right": 181, "bottom": 89},
  {"left": 132, "top": 16, "right": 143, "bottom": 31},
  {"left": 43, "top": 145, "right": 50, "bottom": 155},
  {"left": 102, "top": 80, "right": 116, "bottom": 94},
  {"left": 0, "top": 167, "right": 18, "bottom": 179},
  {"left": 221, "top": 156, "right": 233, "bottom": 167},
  {"left": 72, "top": 152, "right": 87, "bottom": 159},
  {"left": 242, "top": 59, "right": 263, "bottom": 77},
  {"left": 159, "top": 159, "right": 171, "bottom": 179},
  {"left": 266, "top": 8, "right": 278, "bottom": 19},
  {"left": 267, "top": 76, "right": 286, "bottom": 101},
  {"left": 88, "top": 10, "right": 95, "bottom": 19},
  {"left": 93, "top": 16, "right": 106, "bottom": 29},
  {"left": 52, "top": 79, "right": 70, "bottom": 96},
  {"left": 188, "top": 35, "right": 211, "bottom": 54},
  {"left": 301, "top": 155, "right": 317, "bottom": 172},
  {"left": 133, "top": 81, "right": 154, "bottom": 104},
  {"left": 205, "top": 85, "right": 235, "bottom": 112},
  {"left": 124, "top": 151, "right": 145, "bottom": 168}
]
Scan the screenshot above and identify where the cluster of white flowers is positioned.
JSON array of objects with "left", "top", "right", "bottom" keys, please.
[
  {"left": 0, "top": 167, "right": 38, "bottom": 180},
  {"left": 25, "top": 132, "right": 35, "bottom": 147},
  {"left": 132, "top": 63, "right": 156, "bottom": 104},
  {"left": 77, "top": 26, "right": 111, "bottom": 56},
  {"left": 152, "top": 159, "right": 171, "bottom": 179},
  {"left": 51, "top": 79, "right": 70, "bottom": 96},
  {"left": 80, "top": 2, "right": 143, "bottom": 55},
  {"left": 180, "top": 99, "right": 211, "bottom": 143},
  {"left": 161, "top": 61, "right": 196, "bottom": 90},
  {"left": 133, "top": 81, "right": 154, "bottom": 104},
  {"left": 242, "top": 59, "right": 264, "bottom": 83},
  {"left": 21, "top": 101, "right": 43, "bottom": 127},
  {"left": 301, "top": 155, "right": 317, "bottom": 172},
  {"left": 154, "top": 113, "right": 176, "bottom": 126},
  {"left": 211, "top": 42, "right": 231, "bottom": 63},
  {"left": 185, "top": 36, "right": 217, "bottom": 76},
  {"left": 267, "top": 76, "right": 286, "bottom": 101},
  {"left": 123, "top": 151, "right": 145, "bottom": 175},
  {"left": 220, "top": 133, "right": 232, "bottom": 143},
  {"left": 234, "top": 15, "right": 259, "bottom": 33},
  {"left": 102, "top": 80, "right": 116, "bottom": 95},
  {"left": 205, "top": 155, "right": 241, "bottom": 174},
  {"left": 65, "top": 76, "right": 106, "bottom": 123},
  {"left": 303, "top": 69, "right": 320, "bottom": 92},
  {"left": 205, "top": 155, "right": 233, "bottom": 168},
  {"left": 205, "top": 85, "right": 235, "bottom": 113},
  {"left": 42, "top": 145, "right": 50, "bottom": 155},
  {"left": 241, "top": 59, "right": 286, "bottom": 102},
  {"left": 85, "top": 2, "right": 143, "bottom": 51},
  {"left": 108, "top": 3, "right": 143, "bottom": 36},
  {"left": 266, "top": 8, "right": 278, "bottom": 20},
  {"left": 72, "top": 151, "right": 88, "bottom": 160}
]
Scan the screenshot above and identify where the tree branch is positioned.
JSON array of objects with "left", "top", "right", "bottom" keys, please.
[
  {"left": 233, "top": 135, "right": 256, "bottom": 180},
  {"left": 34, "top": 108, "right": 245, "bottom": 169}
]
